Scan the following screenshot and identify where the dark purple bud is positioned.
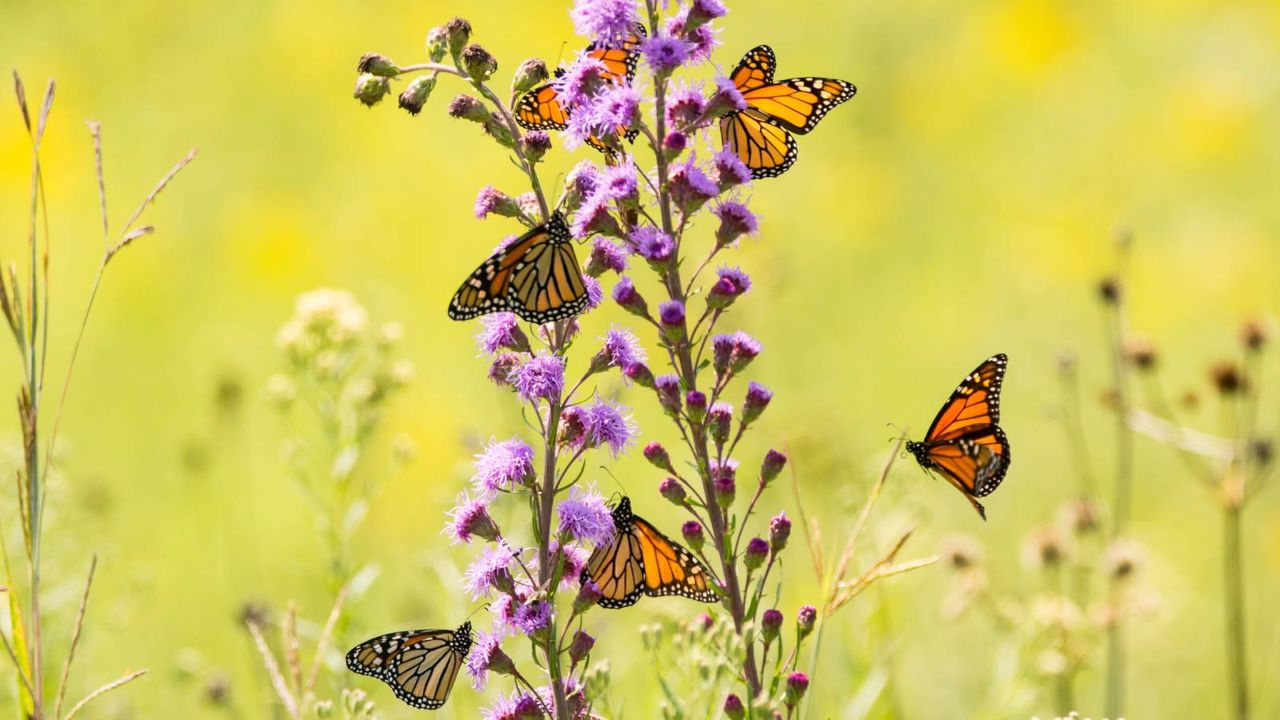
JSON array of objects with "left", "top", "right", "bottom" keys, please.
[
  {"left": 685, "top": 392, "right": 708, "bottom": 425},
  {"left": 668, "top": 161, "right": 718, "bottom": 214},
  {"left": 712, "top": 334, "right": 734, "bottom": 379},
  {"left": 659, "top": 477, "right": 686, "bottom": 505},
  {"left": 568, "top": 629, "right": 596, "bottom": 663},
  {"left": 357, "top": 53, "right": 400, "bottom": 77},
  {"left": 519, "top": 130, "right": 551, "bottom": 163},
  {"left": 441, "top": 17, "right": 472, "bottom": 57},
  {"left": 461, "top": 44, "right": 498, "bottom": 81},
  {"left": 573, "top": 581, "right": 603, "bottom": 614},
  {"left": 353, "top": 73, "right": 391, "bottom": 107},
  {"left": 659, "top": 300, "right": 687, "bottom": 344},
  {"left": 743, "top": 381, "right": 773, "bottom": 424},
  {"left": 724, "top": 694, "right": 745, "bottom": 720},
  {"left": 681, "top": 520, "right": 705, "bottom": 550},
  {"left": 488, "top": 353, "right": 520, "bottom": 387},
  {"left": 663, "top": 130, "right": 687, "bottom": 160},
  {"left": 769, "top": 512, "right": 791, "bottom": 553},
  {"left": 644, "top": 442, "right": 674, "bottom": 472},
  {"left": 745, "top": 537, "right": 768, "bottom": 570},
  {"left": 729, "top": 332, "right": 762, "bottom": 372},
  {"left": 447, "top": 94, "right": 489, "bottom": 123},
  {"left": 784, "top": 672, "right": 810, "bottom": 707},
  {"left": 708, "top": 402, "right": 732, "bottom": 447},
  {"left": 707, "top": 267, "right": 751, "bottom": 311},
  {"left": 655, "top": 375, "right": 682, "bottom": 417},
  {"left": 398, "top": 75, "right": 437, "bottom": 115},
  {"left": 685, "top": 0, "right": 728, "bottom": 30},
  {"left": 625, "top": 362, "right": 656, "bottom": 389},
  {"left": 612, "top": 277, "right": 650, "bottom": 319},
  {"left": 713, "top": 472, "right": 736, "bottom": 508},
  {"left": 512, "top": 57, "right": 550, "bottom": 95},
  {"left": 697, "top": 613, "right": 714, "bottom": 631},
  {"left": 761, "top": 608, "right": 784, "bottom": 642},
  {"left": 796, "top": 604, "right": 817, "bottom": 639},
  {"left": 586, "top": 238, "right": 628, "bottom": 277},
  {"left": 761, "top": 449, "right": 787, "bottom": 487}
]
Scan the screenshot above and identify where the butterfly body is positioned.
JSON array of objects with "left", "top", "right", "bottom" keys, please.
[
  {"left": 720, "top": 45, "right": 857, "bottom": 179},
  {"left": 581, "top": 496, "right": 719, "bottom": 608},
  {"left": 448, "top": 212, "right": 589, "bottom": 324},
  {"left": 907, "top": 354, "right": 1011, "bottom": 520},
  {"left": 346, "top": 621, "right": 472, "bottom": 710}
]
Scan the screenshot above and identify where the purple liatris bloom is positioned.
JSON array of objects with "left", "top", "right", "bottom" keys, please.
[
  {"left": 744, "top": 537, "right": 769, "bottom": 569},
  {"left": 556, "top": 55, "right": 612, "bottom": 109},
  {"left": 581, "top": 399, "right": 636, "bottom": 456},
  {"left": 770, "top": 511, "right": 792, "bottom": 552},
  {"left": 631, "top": 226, "right": 675, "bottom": 264},
  {"left": 587, "top": 237, "right": 629, "bottom": 276},
  {"left": 706, "top": 75, "right": 747, "bottom": 117},
  {"left": 464, "top": 542, "right": 516, "bottom": 599},
  {"left": 612, "top": 276, "right": 649, "bottom": 317},
  {"left": 513, "top": 599, "right": 552, "bottom": 637},
  {"left": 557, "top": 543, "right": 590, "bottom": 589},
  {"left": 744, "top": 381, "right": 774, "bottom": 424},
  {"left": 566, "top": 160, "right": 602, "bottom": 204},
  {"left": 686, "top": 0, "right": 728, "bottom": 28},
  {"left": 570, "top": 0, "right": 637, "bottom": 48},
  {"left": 761, "top": 608, "right": 784, "bottom": 641},
  {"left": 466, "top": 631, "right": 515, "bottom": 689},
  {"left": 785, "top": 672, "right": 811, "bottom": 706},
  {"left": 658, "top": 300, "right": 686, "bottom": 327},
  {"left": 477, "top": 312, "right": 529, "bottom": 355},
  {"left": 475, "top": 185, "right": 518, "bottom": 219},
  {"left": 712, "top": 201, "right": 757, "bottom": 246},
  {"left": 483, "top": 690, "right": 543, "bottom": 720},
  {"left": 511, "top": 352, "right": 565, "bottom": 402},
  {"left": 584, "top": 275, "right": 604, "bottom": 310},
  {"left": 571, "top": 195, "right": 622, "bottom": 238},
  {"left": 589, "top": 86, "right": 641, "bottom": 135},
  {"left": 488, "top": 353, "right": 520, "bottom": 387},
  {"left": 641, "top": 34, "right": 693, "bottom": 75},
  {"left": 668, "top": 158, "right": 719, "bottom": 213},
  {"left": 708, "top": 266, "right": 751, "bottom": 309},
  {"left": 597, "top": 326, "right": 646, "bottom": 371},
  {"left": 713, "top": 148, "right": 753, "bottom": 191},
  {"left": 445, "top": 491, "right": 500, "bottom": 544},
  {"left": 666, "top": 80, "right": 707, "bottom": 127},
  {"left": 668, "top": 13, "right": 720, "bottom": 63},
  {"left": 473, "top": 438, "right": 536, "bottom": 495},
  {"left": 599, "top": 156, "right": 640, "bottom": 202},
  {"left": 557, "top": 484, "right": 615, "bottom": 546}
]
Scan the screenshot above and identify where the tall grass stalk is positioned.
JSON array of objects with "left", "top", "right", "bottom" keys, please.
[{"left": 0, "top": 70, "right": 195, "bottom": 719}]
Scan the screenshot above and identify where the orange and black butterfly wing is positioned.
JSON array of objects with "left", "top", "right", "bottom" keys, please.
[
  {"left": 346, "top": 627, "right": 469, "bottom": 710},
  {"left": 922, "top": 354, "right": 1007, "bottom": 443},
  {"left": 631, "top": 515, "right": 719, "bottom": 603},
  {"left": 720, "top": 111, "right": 798, "bottom": 179},
  {"left": 585, "top": 24, "right": 646, "bottom": 84},
  {"left": 740, "top": 77, "right": 857, "bottom": 135},
  {"left": 923, "top": 427, "right": 1010, "bottom": 519},
  {"left": 515, "top": 83, "right": 570, "bottom": 132},
  {"left": 582, "top": 524, "right": 646, "bottom": 608},
  {"left": 730, "top": 45, "right": 777, "bottom": 93}
]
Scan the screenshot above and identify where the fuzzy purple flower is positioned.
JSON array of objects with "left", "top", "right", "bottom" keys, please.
[
  {"left": 570, "top": 0, "right": 637, "bottom": 48},
  {"left": 473, "top": 438, "right": 536, "bottom": 494},
  {"left": 511, "top": 352, "right": 565, "bottom": 402},
  {"left": 558, "top": 543, "right": 591, "bottom": 590},
  {"left": 599, "top": 326, "right": 647, "bottom": 370},
  {"left": 641, "top": 35, "right": 693, "bottom": 75},
  {"left": 513, "top": 599, "right": 552, "bottom": 637},
  {"left": 658, "top": 300, "right": 686, "bottom": 327},
  {"left": 557, "top": 484, "right": 616, "bottom": 546},
  {"left": 464, "top": 542, "right": 516, "bottom": 599},
  {"left": 466, "top": 631, "right": 514, "bottom": 690},
  {"left": 707, "top": 74, "right": 747, "bottom": 116},
  {"left": 668, "top": 158, "right": 718, "bottom": 213},
  {"left": 590, "top": 86, "right": 642, "bottom": 133},
  {"left": 445, "top": 491, "right": 500, "bottom": 544},
  {"left": 584, "top": 275, "right": 604, "bottom": 310},
  {"left": 708, "top": 266, "right": 751, "bottom": 309},
  {"left": 567, "top": 160, "right": 602, "bottom": 201},
  {"left": 587, "top": 237, "right": 629, "bottom": 276},
  {"left": 713, "top": 148, "right": 753, "bottom": 190},
  {"left": 600, "top": 157, "right": 640, "bottom": 202},
  {"left": 665, "top": 13, "right": 721, "bottom": 63},
  {"left": 744, "top": 381, "right": 774, "bottom": 423},
  {"left": 482, "top": 689, "right": 543, "bottom": 720},
  {"left": 488, "top": 353, "right": 521, "bottom": 387},
  {"left": 631, "top": 226, "right": 675, "bottom": 264},
  {"left": 555, "top": 56, "right": 612, "bottom": 109},
  {"left": 571, "top": 195, "right": 622, "bottom": 238},
  {"left": 581, "top": 400, "right": 636, "bottom": 456},
  {"left": 477, "top": 313, "right": 529, "bottom": 355},
  {"left": 475, "top": 186, "right": 517, "bottom": 219},
  {"left": 612, "top": 275, "right": 649, "bottom": 317},
  {"left": 713, "top": 201, "right": 757, "bottom": 246},
  {"left": 770, "top": 511, "right": 792, "bottom": 552},
  {"left": 666, "top": 81, "right": 707, "bottom": 126},
  {"left": 686, "top": 0, "right": 728, "bottom": 28}
]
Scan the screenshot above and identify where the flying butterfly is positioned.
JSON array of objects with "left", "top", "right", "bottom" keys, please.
[
  {"left": 447, "top": 212, "right": 589, "bottom": 324},
  {"left": 514, "top": 25, "right": 646, "bottom": 155},
  {"left": 346, "top": 622, "right": 472, "bottom": 710},
  {"left": 906, "top": 354, "right": 1011, "bottom": 520},
  {"left": 580, "top": 496, "right": 719, "bottom": 608},
  {"left": 719, "top": 45, "right": 857, "bottom": 179}
]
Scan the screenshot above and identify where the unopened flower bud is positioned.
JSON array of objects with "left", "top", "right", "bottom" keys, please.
[
  {"left": 785, "top": 672, "right": 810, "bottom": 707},
  {"left": 760, "top": 449, "right": 787, "bottom": 486},
  {"left": 713, "top": 473, "right": 735, "bottom": 508},
  {"left": 612, "top": 277, "right": 649, "bottom": 318},
  {"left": 769, "top": 512, "right": 791, "bottom": 552},
  {"left": 448, "top": 94, "right": 489, "bottom": 123},
  {"left": 569, "top": 629, "right": 596, "bottom": 664},
  {"left": 573, "top": 581, "right": 603, "bottom": 614},
  {"left": 519, "top": 130, "right": 551, "bottom": 163},
  {"left": 353, "top": 73, "right": 391, "bottom": 107},
  {"left": 709, "top": 402, "right": 732, "bottom": 446},
  {"left": 461, "top": 44, "right": 498, "bottom": 81},
  {"left": 659, "top": 477, "right": 686, "bottom": 505},
  {"left": 723, "top": 694, "right": 745, "bottom": 720},
  {"left": 796, "top": 604, "right": 816, "bottom": 639},
  {"left": 659, "top": 300, "right": 686, "bottom": 344},
  {"left": 663, "top": 131, "right": 687, "bottom": 160},
  {"left": 761, "top": 608, "right": 783, "bottom": 642},
  {"left": 483, "top": 115, "right": 515, "bottom": 148},
  {"left": 425, "top": 26, "right": 449, "bottom": 62},
  {"left": 357, "top": 53, "right": 400, "bottom": 77},
  {"left": 743, "top": 381, "right": 773, "bottom": 424},
  {"left": 398, "top": 74, "right": 437, "bottom": 115},
  {"left": 442, "top": 17, "right": 472, "bottom": 58},
  {"left": 655, "top": 375, "right": 682, "bottom": 417},
  {"left": 681, "top": 520, "right": 704, "bottom": 550},
  {"left": 644, "top": 442, "right": 674, "bottom": 472},
  {"left": 685, "top": 391, "right": 707, "bottom": 423},
  {"left": 512, "top": 58, "right": 550, "bottom": 95},
  {"left": 745, "top": 537, "right": 768, "bottom": 570},
  {"left": 625, "top": 362, "right": 655, "bottom": 389}
]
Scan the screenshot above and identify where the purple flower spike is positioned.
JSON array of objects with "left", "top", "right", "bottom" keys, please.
[
  {"left": 582, "top": 399, "right": 636, "bottom": 456},
  {"left": 464, "top": 542, "right": 516, "bottom": 599},
  {"left": 557, "top": 484, "right": 616, "bottom": 546},
  {"left": 631, "top": 226, "right": 675, "bottom": 265},
  {"left": 712, "top": 201, "right": 757, "bottom": 247},
  {"left": 570, "top": 0, "right": 637, "bottom": 48},
  {"left": 668, "top": 159, "right": 718, "bottom": 213},
  {"left": 600, "top": 156, "right": 640, "bottom": 203},
  {"left": 770, "top": 511, "right": 792, "bottom": 552},
  {"left": 642, "top": 35, "right": 693, "bottom": 75},
  {"left": 714, "top": 149, "right": 753, "bottom": 191},
  {"left": 466, "top": 631, "right": 515, "bottom": 690},
  {"left": 473, "top": 438, "right": 536, "bottom": 495},
  {"left": 612, "top": 276, "right": 649, "bottom": 318},
  {"left": 587, "top": 237, "right": 630, "bottom": 277},
  {"left": 477, "top": 313, "right": 530, "bottom": 355},
  {"left": 659, "top": 300, "right": 686, "bottom": 327},
  {"left": 445, "top": 491, "right": 500, "bottom": 544},
  {"left": 744, "top": 537, "right": 769, "bottom": 569},
  {"left": 511, "top": 352, "right": 565, "bottom": 403},
  {"left": 744, "top": 381, "right": 774, "bottom": 424},
  {"left": 667, "top": 81, "right": 708, "bottom": 127},
  {"left": 682, "top": 520, "right": 705, "bottom": 549}
]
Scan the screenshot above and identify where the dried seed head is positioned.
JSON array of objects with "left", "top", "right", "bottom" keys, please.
[
  {"left": 1241, "top": 317, "right": 1271, "bottom": 352},
  {"left": 1123, "top": 334, "right": 1157, "bottom": 371},
  {"left": 939, "top": 533, "right": 982, "bottom": 571},
  {"left": 1097, "top": 275, "right": 1121, "bottom": 305},
  {"left": 1103, "top": 538, "right": 1146, "bottom": 580},
  {"left": 1062, "top": 497, "right": 1100, "bottom": 536},
  {"left": 1021, "top": 526, "right": 1066, "bottom": 570},
  {"left": 461, "top": 44, "right": 498, "bottom": 82},
  {"left": 1210, "top": 361, "right": 1247, "bottom": 396}
]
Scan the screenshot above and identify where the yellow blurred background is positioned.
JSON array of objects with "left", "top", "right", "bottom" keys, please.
[{"left": 2, "top": 0, "right": 1280, "bottom": 717}]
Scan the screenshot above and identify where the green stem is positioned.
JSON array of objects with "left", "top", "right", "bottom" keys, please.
[{"left": 1224, "top": 505, "right": 1249, "bottom": 720}]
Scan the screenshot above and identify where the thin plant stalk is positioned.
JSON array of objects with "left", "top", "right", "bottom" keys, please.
[
  {"left": 1223, "top": 500, "right": 1248, "bottom": 719},
  {"left": 1102, "top": 238, "right": 1133, "bottom": 719}
]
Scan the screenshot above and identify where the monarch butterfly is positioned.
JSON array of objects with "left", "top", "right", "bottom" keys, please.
[
  {"left": 513, "top": 26, "right": 645, "bottom": 155},
  {"left": 580, "top": 496, "right": 719, "bottom": 608},
  {"left": 906, "top": 354, "right": 1011, "bottom": 520},
  {"left": 346, "top": 622, "right": 472, "bottom": 710},
  {"left": 719, "top": 45, "right": 857, "bottom": 179},
  {"left": 447, "top": 212, "right": 589, "bottom": 324}
]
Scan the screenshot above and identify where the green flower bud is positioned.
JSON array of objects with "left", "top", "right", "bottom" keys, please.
[
  {"left": 447, "top": 94, "right": 489, "bottom": 123},
  {"left": 442, "top": 17, "right": 472, "bottom": 58},
  {"left": 461, "top": 44, "right": 498, "bottom": 82},
  {"left": 425, "top": 26, "right": 449, "bottom": 63},
  {"left": 512, "top": 58, "right": 550, "bottom": 95},
  {"left": 398, "top": 75, "right": 437, "bottom": 115},
  {"left": 353, "top": 73, "right": 390, "bottom": 107},
  {"left": 356, "top": 52, "right": 399, "bottom": 77}
]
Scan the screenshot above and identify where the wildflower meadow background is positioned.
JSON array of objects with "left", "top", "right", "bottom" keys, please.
[{"left": 3, "top": 0, "right": 1280, "bottom": 718}]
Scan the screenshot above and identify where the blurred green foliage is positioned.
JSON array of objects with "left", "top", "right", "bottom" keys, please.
[{"left": 2, "top": 0, "right": 1279, "bottom": 717}]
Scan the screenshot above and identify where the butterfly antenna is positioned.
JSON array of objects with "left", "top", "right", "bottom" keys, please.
[
  {"left": 465, "top": 603, "right": 491, "bottom": 622},
  {"left": 600, "top": 466, "right": 627, "bottom": 496}
]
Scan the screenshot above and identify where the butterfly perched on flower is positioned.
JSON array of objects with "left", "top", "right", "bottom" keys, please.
[
  {"left": 448, "top": 212, "right": 589, "bottom": 324},
  {"left": 346, "top": 622, "right": 472, "bottom": 710},
  {"left": 580, "top": 496, "right": 719, "bottom": 608},
  {"left": 906, "top": 354, "right": 1011, "bottom": 520},
  {"left": 513, "top": 25, "right": 646, "bottom": 154},
  {"left": 719, "top": 45, "right": 857, "bottom": 179}
]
